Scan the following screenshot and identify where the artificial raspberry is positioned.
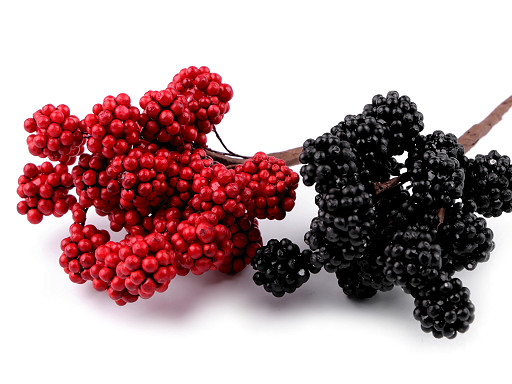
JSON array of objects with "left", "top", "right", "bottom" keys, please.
[
  {"left": 305, "top": 182, "right": 376, "bottom": 272},
  {"left": 72, "top": 153, "right": 120, "bottom": 215},
  {"left": 82, "top": 93, "right": 141, "bottom": 159},
  {"left": 463, "top": 150, "right": 512, "bottom": 217},
  {"left": 168, "top": 65, "right": 233, "bottom": 141},
  {"left": 438, "top": 203, "right": 495, "bottom": 274},
  {"left": 361, "top": 91, "right": 424, "bottom": 155},
  {"left": 235, "top": 152, "right": 299, "bottom": 220},
  {"left": 331, "top": 114, "right": 401, "bottom": 182},
  {"left": 59, "top": 222, "right": 110, "bottom": 284},
  {"left": 332, "top": 187, "right": 410, "bottom": 299},
  {"left": 299, "top": 133, "right": 364, "bottom": 193},
  {"left": 138, "top": 88, "right": 195, "bottom": 147},
  {"left": 335, "top": 258, "right": 385, "bottom": 300},
  {"left": 410, "top": 130, "right": 467, "bottom": 167},
  {"left": 17, "top": 162, "right": 76, "bottom": 223},
  {"left": 25, "top": 104, "right": 84, "bottom": 165},
  {"left": 170, "top": 211, "right": 234, "bottom": 275},
  {"left": 252, "top": 238, "right": 317, "bottom": 297},
  {"left": 218, "top": 213, "right": 263, "bottom": 274},
  {"left": 407, "top": 148, "right": 465, "bottom": 208},
  {"left": 110, "top": 144, "right": 174, "bottom": 216},
  {"left": 94, "top": 232, "right": 178, "bottom": 305},
  {"left": 188, "top": 162, "right": 251, "bottom": 220},
  {"left": 383, "top": 224, "right": 443, "bottom": 293},
  {"left": 413, "top": 274, "right": 474, "bottom": 339},
  {"left": 167, "top": 147, "right": 215, "bottom": 210}
]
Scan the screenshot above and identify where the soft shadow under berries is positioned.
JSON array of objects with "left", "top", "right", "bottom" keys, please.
[{"left": 16, "top": 68, "right": 512, "bottom": 339}]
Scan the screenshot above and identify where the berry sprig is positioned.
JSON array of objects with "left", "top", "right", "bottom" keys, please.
[
  {"left": 17, "top": 65, "right": 298, "bottom": 306},
  {"left": 249, "top": 92, "right": 512, "bottom": 339},
  {"left": 16, "top": 68, "right": 512, "bottom": 339}
]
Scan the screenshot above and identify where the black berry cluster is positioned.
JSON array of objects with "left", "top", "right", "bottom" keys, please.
[
  {"left": 463, "top": 150, "right": 512, "bottom": 217},
  {"left": 251, "top": 238, "right": 318, "bottom": 297},
  {"left": 252, "top": 91, "right": 511, "bottom": 339}
]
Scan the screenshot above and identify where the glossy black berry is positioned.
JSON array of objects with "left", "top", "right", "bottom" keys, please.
[
  {"left": 305, "top": 183, "right": 376, "bottom": 271},
  {"left": 463, "top": 150, "right": 512, "bottom": 217},
  {"left": 438, "top": 203, "right": 495, "bottom": 274},
  {"left": 251, "top": 239, "right": 316, "bottom": 297},
  {"left": 383, "top": 225, "right": 443, "bottom": 293},
  {"left": 299, "top": 134, "right": 366, "bottom": 193},
  {"left": 407, "top": 148, "right": 465, "bottom": 208},
  {"left": 331, "top": 114, "right": 401, "bottom": 182},
  {"left": 361, "top": 91, "right": 424, "bottom": 155},
  {"left": 413, "top": 274, "right": 474, "bottom": 339}
]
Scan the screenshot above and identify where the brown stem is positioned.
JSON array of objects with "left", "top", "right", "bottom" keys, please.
[
  {"left": 374, "top": 176, "right": 402, "bottom": 195},
  {"left": 207, "top": 95, "right": 512, "bottom": 191},
  {"left": 204, "top": 148, "right": 245, "bottom": 168},
  {"left": 458, "top": 95, "right": 512, "bottom": 153},
  {"left": 268, "top": 147, "right": 303, "bottom": 167},
  {"left": 212, "top": 127, "right": 249, "bottom": 159}
]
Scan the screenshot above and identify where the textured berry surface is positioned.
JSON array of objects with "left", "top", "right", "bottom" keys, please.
[
  {"left": 296, "top": 91, "right": 512, "bottom": 338},
  {"left": 82, "top": 94, "right": 141, "bottom": 159},
  {"left": 361, "top": 91, "right": 424, "bottom": 155},
  {"left": 463, "top": 150, "right": 512, "bottom": 217},
  {"left": 236, "top": 152, "right": 299, "bottom": 220},
  {"left": 413, "top": 274, "right": 474, "bottom": 339},
  {"left": 26, "top": 104, "right": 84, "bottom": 164},
  {"left": 18, "top": 66, "right": 298, "bottom": 307},
  {"left": 252, "top": 238, "right": 318, "bottom": 297},
  {"left": 299, "top": 134, "right": 364, "bottom": 193},
  {"left": 438, "top": 203, "right": 495, "bottom": 274},
  {"left": 305, "top": 183, "right": 376, "bottom": 272},
  {"left": 17, "top": 162, "right": 76, "bottom": 223}
]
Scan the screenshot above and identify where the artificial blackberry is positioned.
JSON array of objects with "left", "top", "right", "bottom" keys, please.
[
  {"left": 299, "top": 134, "right": 364, "bottom": 193},
  {"left": 413, "top": 274, "right": 474, "bottom": 339},
  {"left": 251, "top": 239, "right": 317, "bottom": 297},
  {"left": 331, "top": 115, "right": 401, "bottom": 182},
  {"left": 409, "top": 130, "right": 467, "bottom": 168},
  {"left": 438, "top": 203, "right": 495, "bottom": 274},
  {"left": 463, "top": 150, "right": 512, "bottom": 217},
  {"left": 407, "top": 148, "right": 465, "bottom": 207},
  {"left": 335, "top": 248, "right": 394, "bottom": 299},
  {"left": 361, "top": 91, "right": 424, "bottom": 155},
  {"left": 335, "top": 261, "right": 379, "bottom": 299},
  {"left": 382, "top": 223, "right": 443, "bottom": 293},
  {"left": 305, "top": 182, "right": 376, "bottom": 272}
]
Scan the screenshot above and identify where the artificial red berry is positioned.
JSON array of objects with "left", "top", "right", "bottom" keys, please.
[
  {"left": 235, "top": 152, "right": 299, "bottom": 220},
  {"left": 26, "top": 104, "right": 84, "bottom": 164},
  {"left": 82, "top": 94, "right": 141, "bottom": 159},
  {"left": 17, "top": 162, "right": 76, "bottom": 223}
]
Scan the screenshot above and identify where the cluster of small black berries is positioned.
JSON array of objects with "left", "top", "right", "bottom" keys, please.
[
  {"left": 251, "top": 238, "right": 319, "bottom": 297},
  {"left": 251, "top": 91, "right": 510, "bottom": 339}
]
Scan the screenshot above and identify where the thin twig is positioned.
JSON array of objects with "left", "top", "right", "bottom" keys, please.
[
  {"left": 212, "top": 127, "right": 249, "bottom": 159},
  {"left": 458, "top": 95, "right": 512, "bottom": 153},
  {"left": 207, "top": 95, "right": 512, "bottom": 194}
]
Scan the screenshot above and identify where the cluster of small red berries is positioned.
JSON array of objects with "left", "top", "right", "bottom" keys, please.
[
  {"left": 17, "top": 66, "right": 297, "bottom": 305},
  {"left": 25, "top": 104, "right": 84, "bottom": 165},
  {"left": 17, "top": 162, "right": 77, "bottom": 223}
]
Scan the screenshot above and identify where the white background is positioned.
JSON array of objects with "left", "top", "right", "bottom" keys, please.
[{"left": 1, "top": 1, "right": 512, "bottom": 383}]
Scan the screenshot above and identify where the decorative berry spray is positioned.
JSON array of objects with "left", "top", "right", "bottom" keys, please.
[
  {"left": 247, "top": 92, "right": 512, "bottom": 339},
  {"left": 17, "top": 66, "right": 298, "bottom": 305},
  {"left": 16, "top": 68, "right": 512, "bottom": 338}
]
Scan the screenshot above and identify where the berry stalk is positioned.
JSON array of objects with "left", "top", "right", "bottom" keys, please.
[
  {"left": 458, "top": 94, "right": 512, "bottom": 153},
  {"left": 207, "top": 94, "right": 512, "bottom": 194}
]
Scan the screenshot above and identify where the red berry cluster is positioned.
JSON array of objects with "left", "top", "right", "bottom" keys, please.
[
  {"left": 25, "top": 104, "right": 84, "bottom": 165},
  {"left": 236, "top": 152, "right": 300, "bottom": 220},
  {"left": 82, "top": 93, "right": 141, "bottom": 159},
  {"left": 17, "top": 66, "right": 299, "bottom": 305},
  {"left": 17, "top": 162, "right": 77, "bottom": 223}
]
